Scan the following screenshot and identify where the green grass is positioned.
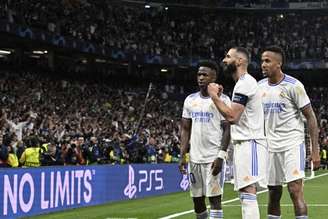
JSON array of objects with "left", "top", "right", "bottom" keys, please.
[{"left": 25, "top": 170, "right": 328, "bottom": 219}]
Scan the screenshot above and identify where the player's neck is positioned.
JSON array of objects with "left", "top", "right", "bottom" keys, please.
[
  {"left": 268, "top": 71, "right": 284, "bottom": 85},
  {"left": 200, "top": 89, "right": 209, "bottom": 97},
  {"left": 234, "top": 69, "right": 248, "bottom": 82}
]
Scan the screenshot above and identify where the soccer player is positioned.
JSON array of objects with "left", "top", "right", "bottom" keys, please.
[
  {"left": 179, "top": 60, "right": 231, "bottom": 219},
  {"left": 207, "top": 47, "right": 267, "bottom": 219},
  {"left": 259, "top": 46, "right": 321, "bottom": 219}
]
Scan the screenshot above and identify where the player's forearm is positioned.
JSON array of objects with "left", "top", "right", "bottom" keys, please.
[
  {"left": 307, "top": 115, "right": 320, "bottom": 154},
  {"left": 180, "top": 131, "right": 190, "bottom": 158},
  {"left": 220, "top": 122, "right": 231, "bottom": 152},
  {"left": 211, "top": 95, "right": 235, "bottom": 122}
]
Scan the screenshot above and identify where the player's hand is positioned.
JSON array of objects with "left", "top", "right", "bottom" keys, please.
[
  {"left": 211, "top": 158, "right": 223, "bottom": 176},
  {"left": 208, "top": 83, "right": 223, "bottom": 98},
  {"left": 309, "top": 151, "right": 321, "bottom": 171},
  {"left": 179, "top": 158, "right": 187, "bottom": 175}
]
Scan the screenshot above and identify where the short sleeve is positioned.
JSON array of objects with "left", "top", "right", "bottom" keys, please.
[
  {"left": 290, "top": 82, "right": 311, "bottom": 110},
  {"left": 182, "top": 98, "right": 191, "bottom": 119},
  {"left": 232, "top": 77, "right": 256, "bottom": 106}
]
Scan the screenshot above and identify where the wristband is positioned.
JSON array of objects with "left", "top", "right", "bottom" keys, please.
[{"left": 218, "top": 150, "right": 227, "bottom": 160}]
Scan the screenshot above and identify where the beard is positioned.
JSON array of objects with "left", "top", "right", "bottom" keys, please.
[{"left": 222, "top": 61, "right": 237, "bottom": 77}]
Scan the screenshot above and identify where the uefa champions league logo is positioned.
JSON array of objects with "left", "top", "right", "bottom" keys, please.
[
  {"left": 179, "top": 174, "right": 189, "bottom": 191},
  {"left": 124, "top": 165, "right": 137, "bottom": 199}
]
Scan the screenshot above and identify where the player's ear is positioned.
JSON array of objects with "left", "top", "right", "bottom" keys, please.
[
  {"left": 238, "top": 57, "right": 244, "bottom": 67},
  {"left": 278, "top": 61, "right": 282, "bottom": 68}
]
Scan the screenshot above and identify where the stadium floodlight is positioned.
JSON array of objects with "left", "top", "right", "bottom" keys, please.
[
  {"left": 0, "top": 49, "right": 11, "bottom": 54},
  {"left": 161, "top": 68, "right": 168, "bottom": 72},
  {"left": 95, "top": 59, "right": 106, "bottom": 63},
  {"left": 33, "top": 50, "right": 47, "bottom": 54},
  {"left": 165, "top": 7, "right": 168, "bottom": 10},
  {"left": 145, "top": 4, "right": 150, "bottom": 8}
]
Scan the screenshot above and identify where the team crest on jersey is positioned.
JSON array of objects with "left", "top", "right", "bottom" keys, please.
[{"left": 192, "top": 101, "right": 199, "bottom": 107}]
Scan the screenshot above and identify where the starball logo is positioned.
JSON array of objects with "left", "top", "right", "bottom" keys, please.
[{"left": 124, "top": 165, "right": 164, "bottom": 199}]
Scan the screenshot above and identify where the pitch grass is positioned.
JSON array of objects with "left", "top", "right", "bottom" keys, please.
[{"left": 26, "top": 170, "right": 328, "bottom": 219}]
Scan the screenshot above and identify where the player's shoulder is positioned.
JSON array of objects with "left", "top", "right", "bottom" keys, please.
[
  {"left": 242, "top": 73, "right": 257, "bottom": 83},
  {"left": 258, "top": 78, "right": 268, "bottom": 86},
  {"left": 282, "top": 74, "right": 301, "bottom": 86},
  {"left": 237, "top": 73, "right": 257, "bottom": 87},
  {"left": 185, "top": 92, "right": 200, "bottom": 101}
]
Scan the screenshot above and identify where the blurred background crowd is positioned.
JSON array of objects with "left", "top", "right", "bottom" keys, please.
[{"left": 0, "top": 0, "right": 327, "bottom": 62}]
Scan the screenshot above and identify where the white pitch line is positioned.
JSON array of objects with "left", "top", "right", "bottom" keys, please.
[
  {"left": 159, "top": 172, "right": 328, "bottom": 219},
  {"left": 223, "top": 204, "right": 328, "bottom": 207}
]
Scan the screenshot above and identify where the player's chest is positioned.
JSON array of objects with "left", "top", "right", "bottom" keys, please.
[
  {"left": 261, "top": 86, "right": 293, "bottom": 113},
  {"left": 189, "top": 99, "right": 216, "bottom": 112}
]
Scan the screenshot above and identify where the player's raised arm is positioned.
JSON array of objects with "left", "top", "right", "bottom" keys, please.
[{"left": 208, "top": 83, "right": 245, "bottom": 124}]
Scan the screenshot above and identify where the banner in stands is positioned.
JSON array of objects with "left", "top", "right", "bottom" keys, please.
[{"left": 0, "top": 164, "right": 189, "bottom": 219}]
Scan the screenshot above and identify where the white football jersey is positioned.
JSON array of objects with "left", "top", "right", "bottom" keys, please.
[
  {"left": 182, "top": 92, "right": 231, "bottom": 163},
  {"left": 258, "top": 74, "right": 310, "bottom": 152},
  {"left": 231, "top": 73, "right": 266, "bottom": 141}
]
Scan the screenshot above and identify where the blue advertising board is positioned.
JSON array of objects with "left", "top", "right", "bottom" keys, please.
[{"left": 0, "top": 164, "right": 189, "bottom": 219}]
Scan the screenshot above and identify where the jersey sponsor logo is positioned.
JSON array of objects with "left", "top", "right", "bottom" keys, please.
[
  {"left": 263, "top": 102, "right": 286, "bottom": 114},
  {"left": 190, "top": 111, "right": 214, "bottom": 123}
]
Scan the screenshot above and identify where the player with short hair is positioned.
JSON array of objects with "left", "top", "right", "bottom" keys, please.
[
  {"left": 259, "top": 45, "right": 320, "bottom": 219},
  {"left": 208, "top": 47, "right": 268, "bottom": 219},
  {"left": 179, "top": 60, "right": 231, "bottom": 219}
]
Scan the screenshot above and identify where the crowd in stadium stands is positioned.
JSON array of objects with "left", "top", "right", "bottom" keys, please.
[
  {"left": 0, "top": 70, "right": 182, "bottom": 167},
  {"left": 1, "top": 1, "right": 328, "bottom": 62},
  {"left": 0, "top": 70, "right": 327, "bottom": 168},
  {"left": 131, "top": 0, "right": 327, "bottom": 5},
  {"left": 310, "top": 87, "right": 328, "bottom": 169}
]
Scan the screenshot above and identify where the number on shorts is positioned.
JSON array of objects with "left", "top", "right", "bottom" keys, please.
[{"left": 189, "top": 173, "right": 196, "bottom": 184}]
